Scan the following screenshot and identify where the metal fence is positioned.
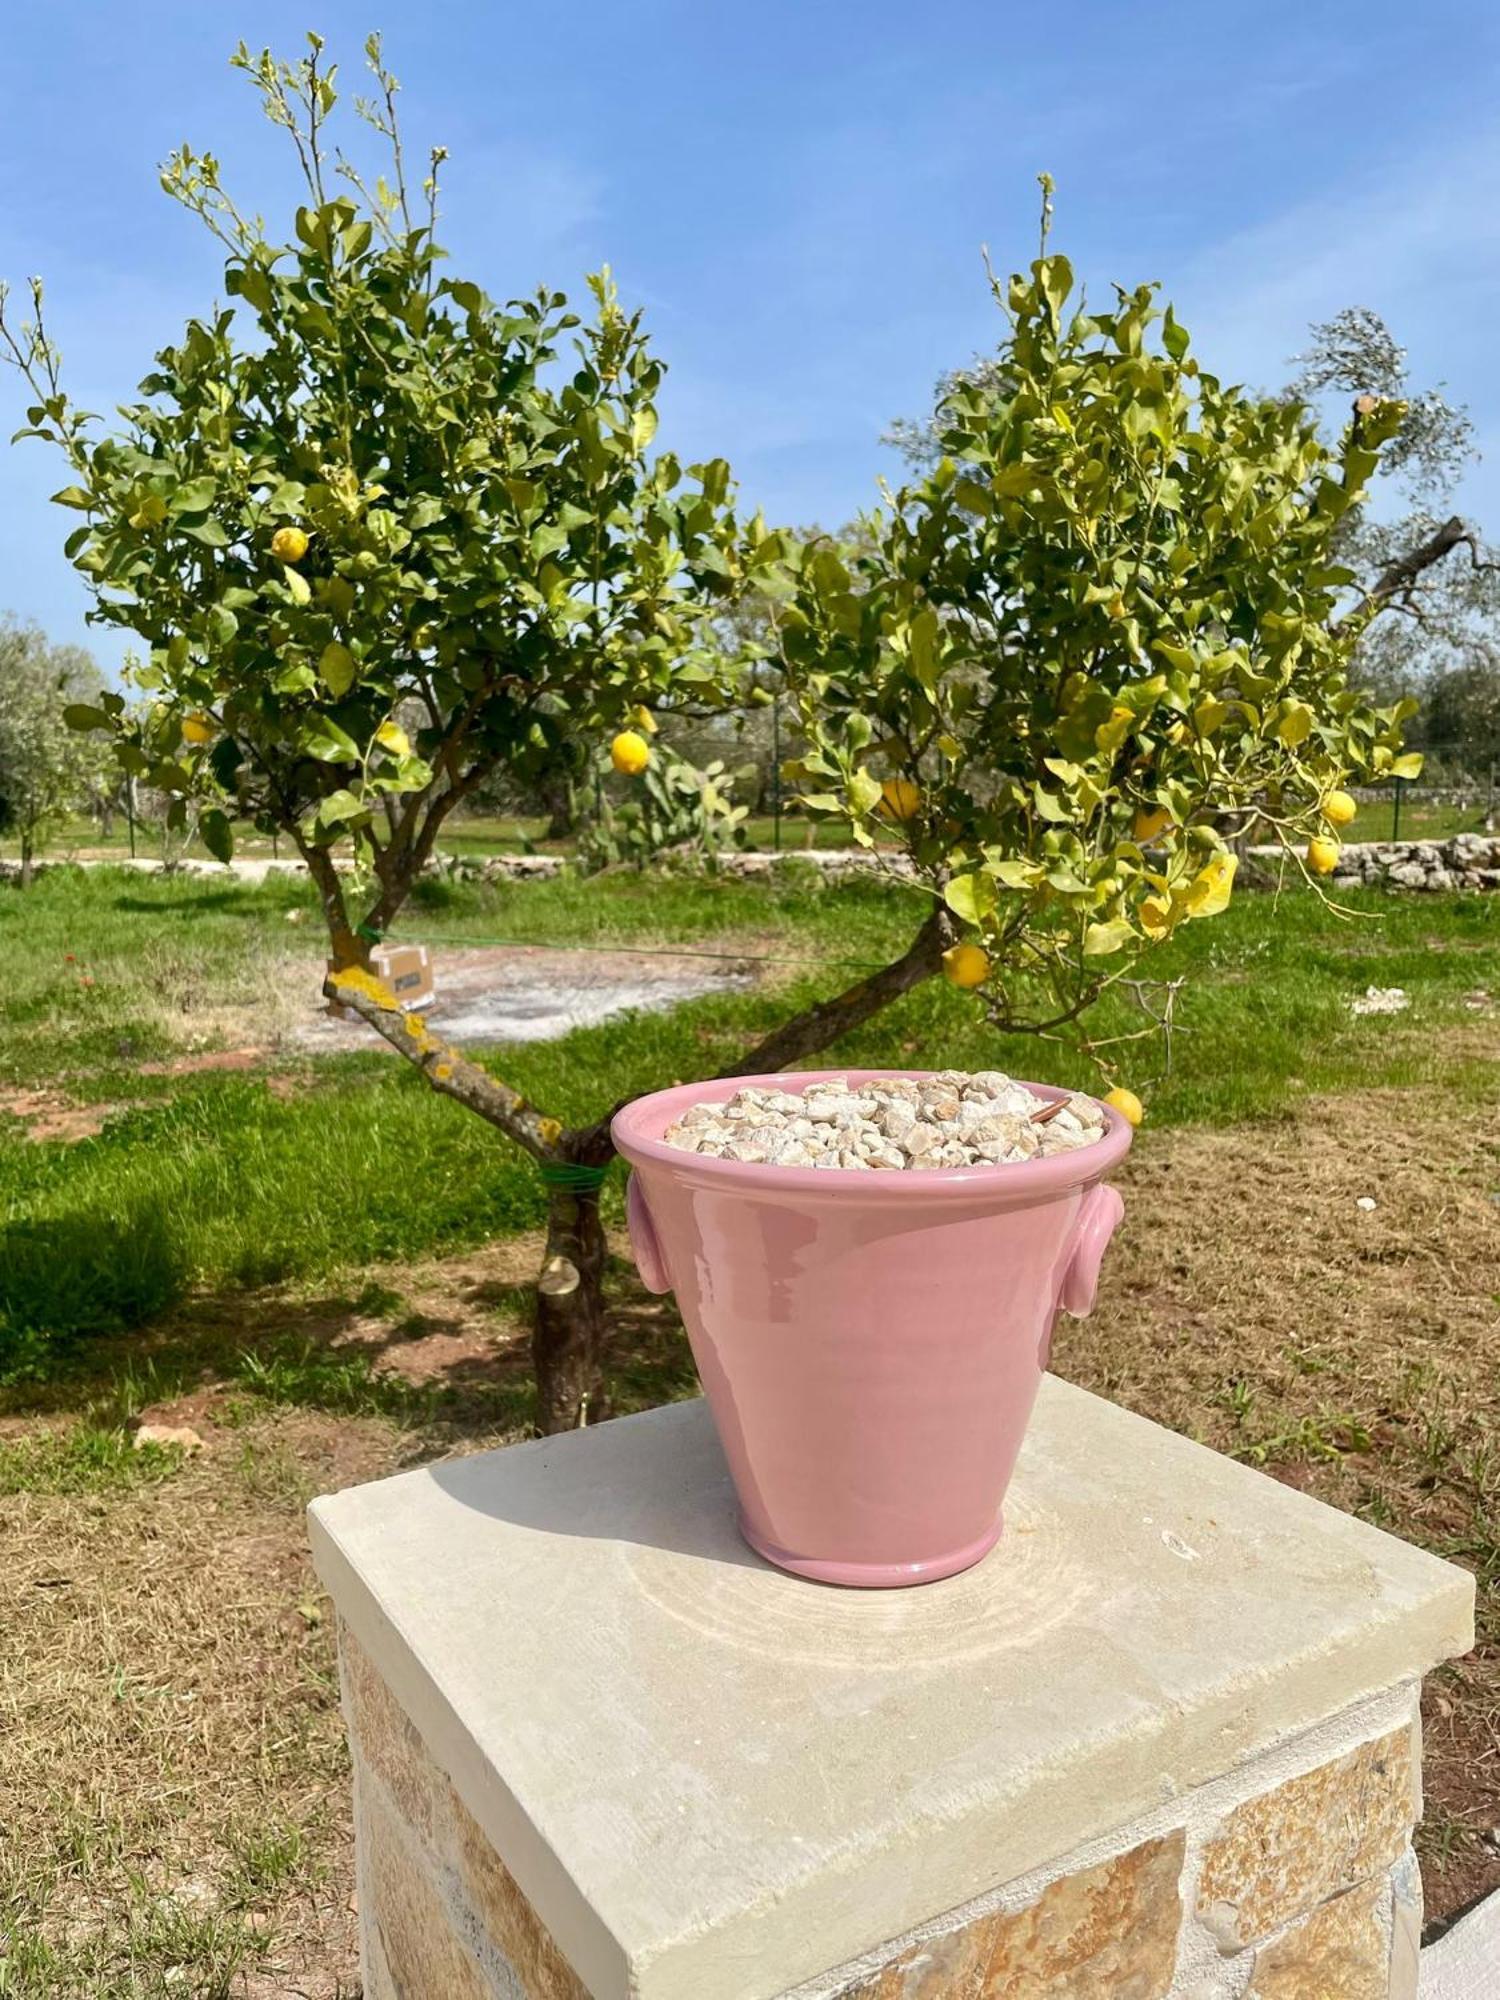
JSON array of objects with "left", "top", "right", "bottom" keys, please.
[{"left": 1355, "top": 741, "right": 1497, "bottom": 842}]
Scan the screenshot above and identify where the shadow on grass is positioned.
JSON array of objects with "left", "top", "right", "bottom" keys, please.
[
  {"left": 108, "top": 889, "right": 281, "bottom": 919},
  {"left": 0, "top": 1250, "right": 698, "bottom": 1445},
  {"left": 0, "top": 1208, "right": 187, "bottom": 1378}
]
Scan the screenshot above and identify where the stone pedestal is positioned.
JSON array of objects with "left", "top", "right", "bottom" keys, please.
[{"left": 308, "top": 1378, "right": 1473, "bottom": 2000}]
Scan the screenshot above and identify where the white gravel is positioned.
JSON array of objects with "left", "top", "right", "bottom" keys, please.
[
  {"left": 1349, "top": 986, "right": 1410, "bottom": 1017},
  {"left": 662, "top": 1071, "right": 1107, "bottom": 1171}
]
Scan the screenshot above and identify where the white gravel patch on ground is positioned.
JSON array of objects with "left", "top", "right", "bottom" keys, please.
[{"left": 295, "top": 945, "right": 754, "bottom": 1049}]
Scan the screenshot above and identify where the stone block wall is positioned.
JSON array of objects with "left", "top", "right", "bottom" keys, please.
[
  {"left": 341, "top": 1619, "right": 1424, "bottom": 2000},
  {"left": 1328, "top": 831, "right": 1500, "bottom": 893}
]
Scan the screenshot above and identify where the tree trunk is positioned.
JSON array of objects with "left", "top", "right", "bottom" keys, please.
[
  {"left": 541, "top": 773, "right": 576, "bottom": 842},
  {"left": 19, "top": 833, "right": 33, "bottom": 889},
  {"left": 303, "top": 844, "right": 368, "bottom": 971},
  {"left": 534, "top": 1181, "right": 609, "bottom": 1432}
]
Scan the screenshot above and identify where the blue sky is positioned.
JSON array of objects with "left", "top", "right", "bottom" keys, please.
[{"left": 2, "top": 1, "right": 1497, "bottom": 672}]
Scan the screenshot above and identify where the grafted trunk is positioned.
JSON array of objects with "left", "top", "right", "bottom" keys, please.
[{"left": 534, "top": 1183, "right": 609, "bottom": 1432}]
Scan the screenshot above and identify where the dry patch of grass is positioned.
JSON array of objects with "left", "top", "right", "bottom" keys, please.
[
  {"left": 0, "top": 1410, "right": 390, "bottom": 1997},
  {"left": 1059, "top": 1080, "right": 1500, "bottom": 1923}
]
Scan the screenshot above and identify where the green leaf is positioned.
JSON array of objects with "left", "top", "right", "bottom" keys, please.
[
  {"left": 284, "top": 565, "right": 311, "bottom": 605},
  {"left": 1390, "top": 752, "right": 1424, "bottom": 780},
  {"left": 1035, "top": 253, "right": 1074, "bottom": 325},
  {"left": 991, "top": 858, "right": 1043, "bottom": 889},
  {"left": 944, "top": 872, "right": 997, "bottom": 923},
  {"left": 1272, "top": 700, "right": 1313, "bottom": 747},
  {"left": 631, "top": 407, "right": 658, "bottom": 452},
  {"left": 200, "top": 808, "right": 234, "bottom": 864},
  {"left": 62, "top": 703, "right": 111, "bottom": 732},
  {"left": 990, "top": 463, "right": 1040, "bottom": 498},
  {"left": 906, "top": 606, "right": 941, "bottom": 690},
  {"left": 51, "top": 485, "right": 94, "bottom": 511},
  {"left": 847, "top": 768, "right": 884, "bottom": 815},
  {"left": 530, "top": 523, "right": 571, "bottom": 562},
  {"left": 313, "top": 787, "right": 366, "bottom": 825},
  {"left": 206, "top": 605, "right": 238, "bottom": 649},
  {"left": 1031, "top": 784, "right": 1071, "bottom": 822},
  {"left": 318, "top": 642, "right": 357, "bottom": 696},
  {"left": 171, "top": 477, "right": 218, "bottom": 514},
  {"left": 298, "top": 716, "right": 360, "bottom": 764}
]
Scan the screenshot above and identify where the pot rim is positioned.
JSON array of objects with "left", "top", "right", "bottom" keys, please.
[{"left": 611, "top": 1068, "right": 1132, "bottom": 1200}]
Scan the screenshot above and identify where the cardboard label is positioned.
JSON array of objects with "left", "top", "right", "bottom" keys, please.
[{"left": 326, "top": 944, "right": 434, "bottom": 1014}]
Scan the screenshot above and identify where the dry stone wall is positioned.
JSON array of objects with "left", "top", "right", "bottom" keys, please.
[{"left": 8, "top": 832, "right": 1500, "bottom": 892}]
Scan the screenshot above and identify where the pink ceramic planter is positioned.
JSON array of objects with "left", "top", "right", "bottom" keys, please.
[{"left": 611, "top": 1071, "right": 1131, "bottom": 1589}]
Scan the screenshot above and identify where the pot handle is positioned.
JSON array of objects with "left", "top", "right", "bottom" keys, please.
[
  {"left": 1059, "top": 1183, "right": 1125, "bottom": 1319},
  {"left": 626, "top": 1174, "right": 673, "bottom": 1296}
]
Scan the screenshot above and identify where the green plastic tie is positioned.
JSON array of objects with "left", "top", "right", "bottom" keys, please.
[{"left": 538, "top": 1160, "right": 611, "bottom": 1194}]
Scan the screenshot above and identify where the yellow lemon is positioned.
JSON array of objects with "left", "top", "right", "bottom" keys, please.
[
  {"left": 610, "top": 730, "right": 651, "bottom": 776},
  {"left": 1133, "top": 804, "right": 1172, "bottom": 844},
  {"left": 1322, "top": 789, "right": 1357, "bottom": 828},
  {"left": 182, "top": 712, "right": 214, "bottom": 746},
  {"left": 271, "top": 525, "right": 309, "bottom": 564},
  {"left": 1104, "top": 1085, "right": 1144, "bottom": 1127},
  {"left": 942, "top": 942, "right": 990, "bottom": 989},
  {"left": 1306, "top": 835, "right": 1341, "bottom": 876},
  {"left": 880, "top": 777, "right": 921, "bottom": 821}
]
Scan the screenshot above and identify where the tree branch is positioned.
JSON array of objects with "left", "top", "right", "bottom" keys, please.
[
  {"left": 719, "top": 903, "right": 955, "bottom": 1077},
  {"left": 300, "top": 840, "right": 361, "bottom": 966},
  {"left": 563, "top": 904, "right": 957, "bottom": 1166},
  {"left": 322, "top": 965, "right": 559, "bottom": 1159},
  {"left": 1342, "top": 514, "right": 1496, "bottom": 626}
]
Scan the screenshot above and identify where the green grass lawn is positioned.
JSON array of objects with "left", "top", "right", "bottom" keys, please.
[
  {"left": 3, "top": 861, "right": 1497, "bottom": 1380},
  {"left": 1345, "top": 794, "right": 1495, "bottom": 843}
]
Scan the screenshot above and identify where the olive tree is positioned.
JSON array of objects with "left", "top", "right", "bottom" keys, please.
[
  {"left": 0, "top": 618, "right": 109, "bottom": 884},
  {"left": 0, "top": 36, "right": 953, "bottom": 1429},
  {"left": 772, "top": 200, "right": 1420, "bottom": 1043}
]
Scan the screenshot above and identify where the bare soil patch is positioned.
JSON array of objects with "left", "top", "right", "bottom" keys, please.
[
  {"left": 137, "top": 1047, "right": 264, "bottom": 1078},
  {"left": 0, "top": 1086, "right": 119, "bottom": 1143}
]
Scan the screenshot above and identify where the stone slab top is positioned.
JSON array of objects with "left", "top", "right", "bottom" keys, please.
[{"left": 308, "top": 1377, "right": 1473, "bottom": 2000}]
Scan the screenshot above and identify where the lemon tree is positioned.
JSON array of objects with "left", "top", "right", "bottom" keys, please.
[
  {"left": 773, "top": 198, "right": 1420, "bottom": 1055},
  {"left": 0, "top": 35, "right": 750, "bottom": 970},
  {"left": 0, "top": 35, "right": 777, "bottom": 1430}
]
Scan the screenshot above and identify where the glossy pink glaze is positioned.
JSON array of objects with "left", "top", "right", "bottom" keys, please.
[{"left": 611, "top": 1071, "right": 1131, "bottom": 1587}]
